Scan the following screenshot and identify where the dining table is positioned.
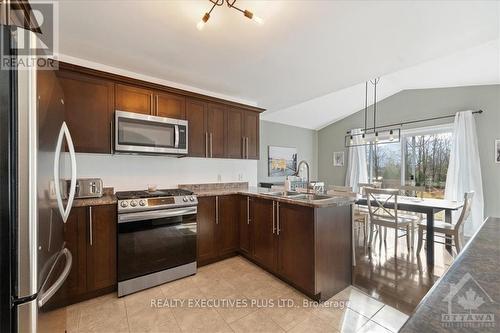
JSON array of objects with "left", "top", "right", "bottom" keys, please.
[{"left": 355, "top": 195, "right": 464, "bottom": 268}]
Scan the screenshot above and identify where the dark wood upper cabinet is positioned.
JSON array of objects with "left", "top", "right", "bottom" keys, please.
[
  {"left": 217, "top": 195, "right": 239, "bottom": 257},
  {"left": 251, "top": 197, "right": 277, "bottom": 272},
  {"left": 115, "top": 84, "right": 153, "bottom": 115},
  {"left": 57, "top": 70, "right": 114, "bottom": 154},
  {"left": 86, "top": 205, "right": 117, "bottom": 291},
  {"left": 226, "top": 108, "right": 244, "bottom": 158},
  {"left": 154, "top": 91, "right": 186, "bottom": 119},
  {"left": 277, "top": 203, "right": 315, "bottom": 294},
  {"left": 197, "top": 196, "right": 217, "bottom": 264},
  {"left": 207, "top": 103, "right": 226, "bottom": 158},
  {"left": 186, "top": 98, "right": 208, "bottom": 158},
  {"left": 54, "top": 62, "right": 263, "bottom": 158},
  {"left": 243, "top": 111, "right": 260, "bottom": 160}
]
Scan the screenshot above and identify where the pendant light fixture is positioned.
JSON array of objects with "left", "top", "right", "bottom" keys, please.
[
  {"left": 345, "top": 78, "right": 401, "bottom": 148},
  {"left": 197, "top": 0, "right": 264, "bottom": 30}
]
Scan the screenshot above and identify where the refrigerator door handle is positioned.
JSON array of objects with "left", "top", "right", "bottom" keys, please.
[
  {"left": 37, "top": 248, "right": 72, "bottom": 308},
  {"left": 53, "top": 122, "right": 77, "bottom": 222}
]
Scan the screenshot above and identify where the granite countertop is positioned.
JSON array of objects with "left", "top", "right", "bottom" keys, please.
[
  {"left": 400, "top": 216, "right": 500, "bottom": 332},
  {"left": 72, "top": 188, "right": 117, "bottom": 207},
  {"left": 190, "top": 186, "right": 355, "bottom": 208}
]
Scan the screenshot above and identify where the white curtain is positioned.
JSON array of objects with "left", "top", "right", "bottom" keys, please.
[
  {"left": 345, "top": 128, "right": 368, "bottom": 193},
  {"left": 444, "top": 111, "right": 484, "bottom": 236}
]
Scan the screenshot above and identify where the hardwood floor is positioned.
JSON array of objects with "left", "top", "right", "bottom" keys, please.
[{"left": 352, "top": 225, "right": 454, "bottom": 315}]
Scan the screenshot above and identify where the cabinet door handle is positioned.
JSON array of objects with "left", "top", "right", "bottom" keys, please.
[
  {"left": 110, "top": 121, "right": 113, "bottom": 154},
  {"left": 215, "top": 196, "right": 219, "bottom": 224},
  {"left": 246, "top": 137, "right": 249, "bottom": 159},
  {"left": 272, "top": 201, "right": 276, "bottom": 234},
  {"left": 276, "top": 202, "right": 280, "bottom": 235},
  {"left": 242, "top": 137, "right": 245, "bottom": 159},
  {"left": 247, "top": 197, "right": 250, "bottom": 224},
  {"left": 205, "top": 132, "right": 209, "bottom": 157},
  {"left": 89, "top": 206, "right": 93, "bottom": 246},
  {"left": 210, "top": 133, "right": 213, "bottom": 158}
]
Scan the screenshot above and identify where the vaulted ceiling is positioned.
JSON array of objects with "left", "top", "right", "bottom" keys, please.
[{"left": 58, "top": 0, "right": 500, "bottom": 129}]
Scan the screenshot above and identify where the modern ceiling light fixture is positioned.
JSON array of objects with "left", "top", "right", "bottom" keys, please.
[
  {"left": 197, "top": 0, "right": 264, "bottom": 30},
  {"left": 345, "top": 78, "right": 401, "bottom": 148}
]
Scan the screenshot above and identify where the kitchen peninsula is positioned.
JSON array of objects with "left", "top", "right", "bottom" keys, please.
[{"left": 180, "top": 182, "right": 355, "bottom": 301}]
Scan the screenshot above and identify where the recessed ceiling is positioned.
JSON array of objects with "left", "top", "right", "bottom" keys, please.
[{"left": 58, "top": 1, "right": 499, "bottom": 126}]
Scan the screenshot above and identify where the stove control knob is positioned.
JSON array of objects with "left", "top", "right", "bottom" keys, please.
[
  {"left": 139, "top": 200, "right": 146, "bottom": 206},
  {"left": 183, "top": 196, "right": 188, "bottom": 202},
  {"left": 189, "top": 196, "right": 195, "bottom": 202},
  {"left": 120, "top": 201, "right": 128, "bottom": 208},
  {"left": 130, "top": 200, "right": 138, "bottom": 207}
]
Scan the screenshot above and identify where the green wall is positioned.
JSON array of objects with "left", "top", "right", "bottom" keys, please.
[
  {"left": 318, "top": 85, "right": 500, "bottom": 218},
  {"left": 259, "top": 120, "right": 318, "bottom": 184}
]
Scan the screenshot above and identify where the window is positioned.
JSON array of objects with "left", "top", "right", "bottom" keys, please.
[{"left": 367, "top": 124, "right": 453, "bottom": 199}]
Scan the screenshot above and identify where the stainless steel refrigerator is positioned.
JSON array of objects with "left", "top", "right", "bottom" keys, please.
[{"left": 1, "top": 24, "right": 78, "bottom": 332}]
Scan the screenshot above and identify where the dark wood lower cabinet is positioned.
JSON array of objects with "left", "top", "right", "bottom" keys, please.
[
  {"left": 240, "top": 196, "right": 352, "bottom": 301},
  {"left": 47, "top": 204, "right": 117, "bottom": 309},
  {"left": 86, "top": 205, "right": 117, "bottom": 291},
  {"left": 277, "top": 203, "right": 315, "bottom": 294},
  {"left": 217, "top": 195, "right": 239, "bottom": 257},
  {"left": 197, "top": 196, "right": 217, "bottom": 264},
  {"left": 251, "top": 197, "right": 277, "bottom": 271},
  {"left": 238, "top": 196, "right": 252, "bottom": 255},
  {"left": 195, "top": 194, "right": 352, "bottom": 301},
  {"left": 197, "top": 195, "right": 239, "bottom": 266}
]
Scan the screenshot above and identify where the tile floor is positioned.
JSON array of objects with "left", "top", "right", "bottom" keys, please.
[{"left": 41, "top": 256, "right": 409, "bottom": 333}]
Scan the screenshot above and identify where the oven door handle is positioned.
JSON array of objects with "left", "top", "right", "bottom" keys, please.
[{"left": 118, "top": 206, "right": 197, "bottom": 223}]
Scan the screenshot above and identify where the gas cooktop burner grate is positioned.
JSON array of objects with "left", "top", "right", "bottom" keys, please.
[{"left": 115, "top": 188, "right": 194, "bottom": 200}]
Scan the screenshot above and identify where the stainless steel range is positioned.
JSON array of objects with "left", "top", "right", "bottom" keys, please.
[{"left": 116, "top": 189, "right": 198, "bottom": 297}]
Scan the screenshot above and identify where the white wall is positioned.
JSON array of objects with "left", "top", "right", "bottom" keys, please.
[{"left": 74, "top": 153, "right": 257, "bottom": 191}]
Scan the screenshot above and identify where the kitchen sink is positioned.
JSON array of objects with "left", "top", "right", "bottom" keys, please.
[
  {"left": 291, "top": 194, "right": 333, "bottom": 201},
  {"left": 262, "top": 191, "right": 303, "bottom": 197},
  {"left": 262, "top": 191, "right": 334, "bottom": 201}
]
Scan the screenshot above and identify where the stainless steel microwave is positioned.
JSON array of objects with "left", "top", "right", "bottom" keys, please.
[{"left": 115, "top": 110, "right": 188, "bottom": 155}]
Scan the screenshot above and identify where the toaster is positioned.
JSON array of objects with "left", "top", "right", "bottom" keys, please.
[{"left": 71, "top": 178, "right": 104, "bottom": 199}]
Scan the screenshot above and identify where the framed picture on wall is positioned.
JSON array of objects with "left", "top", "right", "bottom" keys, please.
[
  {"left": 496, "top": 140, "right": 500, "bottom": 164},
  {"left": 268, "top": 146, "right": 298, "bottom": 177},
  {"left": 333, "top": 151, "right": 344, "bottom": 167}
]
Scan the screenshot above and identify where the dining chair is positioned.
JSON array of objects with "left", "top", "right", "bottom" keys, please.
[
  {"left": 416, "top": 191, "right": 474, "bottom": 255},
  {"left": 378, "top": 185, "right": 426, "bottom": 243},
  {"left": 365, "top": 188, "right": 421, "bottom": 256}
]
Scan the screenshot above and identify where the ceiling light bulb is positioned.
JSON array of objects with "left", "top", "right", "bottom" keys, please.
[
  {"left": 196, "top": 21, "right": 206, "bottom": 30},
  {"left": 375, "top": 132, "right": 379, "bottom": 143},
  {"left": 197, "top": 12, "right": 210, "bottom": 31},
  {"left": 350, "top": 135, "right": 354, "bottom": 145},
  {"left": 252, "top": 15, "right": 264, "bottom": 25},
  {"left": 389, "top": 130, "right": 394, "bottom": 141},
  {"left": 244, "top": 9, "right": 264, "bottom": 24}
]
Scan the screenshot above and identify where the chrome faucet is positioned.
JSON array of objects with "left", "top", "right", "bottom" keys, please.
[{"left": 295, "top": 160, "right": 310, "bottom": 189}]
